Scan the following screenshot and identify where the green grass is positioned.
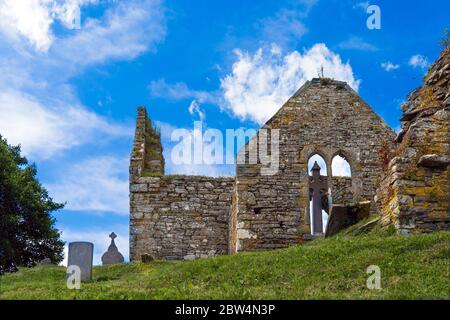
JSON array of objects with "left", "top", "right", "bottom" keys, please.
[{"left": 1, "top": 231, "right": 449, "bottom": 300}]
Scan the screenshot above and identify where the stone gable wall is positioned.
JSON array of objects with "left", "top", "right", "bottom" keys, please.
[{"left": 234, "top": 79, "right": 396, "bottom": 253}]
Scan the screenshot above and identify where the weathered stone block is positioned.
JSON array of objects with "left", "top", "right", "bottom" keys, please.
[
  {"left": 130, "top": 184, "right": 148, "bottom": 192},
  {"left": 417, "top": 154, "right": 450, "bottom": 168}
]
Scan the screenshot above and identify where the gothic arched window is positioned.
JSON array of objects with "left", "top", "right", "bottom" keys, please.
[
  {"left": 308, "top": 154, "right": 327, "bottom": 176},
  {"left": 331, "top": 155, "right": 351, "bottom": 177},
  {"left": 307, "top": 153, "right": 328, "bottom": 234}
]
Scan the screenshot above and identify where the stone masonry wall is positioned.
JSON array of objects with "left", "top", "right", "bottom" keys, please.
[
  {"left": 377, "top": 47, "right": 450, "bottom": 234},
  {"left": 130, "top": 176, "right": 234, "bottom": 260},
  {"left": 234, "top": 78, "right": 396, "bottom": 253},
  {"left": 129, "top": 107, "right": 235, "bottom": 261}
]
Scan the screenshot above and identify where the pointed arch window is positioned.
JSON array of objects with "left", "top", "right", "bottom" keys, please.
[
  {"left": 331, "top": 155, "right": 351, "bottom": 177},
  {"left": 308, "top": 154, "right": 327, "bottom": 176},
  {"left": 307, "top": 154, "right": 328, "bottom": 234}
]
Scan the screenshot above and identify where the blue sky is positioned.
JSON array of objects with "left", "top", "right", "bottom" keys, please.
[{"left": 0, "top": 0, "right": 448, "bottom": 264}]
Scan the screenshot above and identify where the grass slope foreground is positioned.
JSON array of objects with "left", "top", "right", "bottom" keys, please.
[{"left": 0, "top": 231, "right": 449, "bottom": 300}]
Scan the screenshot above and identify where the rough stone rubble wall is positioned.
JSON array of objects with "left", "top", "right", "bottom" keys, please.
[
  {"left": 234, "top": 78, "right": 395, "bottom": 253},
  {"left": 377, "top": 47, "right": 450, "bottom": 234},
  {"left": 129, "top": 107, "right": 235, "bottom": 261},
  {"left": 130, "top": 176, "right": 234, "bottom": 260},
  {"left": 130, "top": 107, "right": 164, "bottom": 179}
]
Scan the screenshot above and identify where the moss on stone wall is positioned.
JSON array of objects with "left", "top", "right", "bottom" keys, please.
[{"left": 377, "top": 46, "right": 450, "bottom": 234}]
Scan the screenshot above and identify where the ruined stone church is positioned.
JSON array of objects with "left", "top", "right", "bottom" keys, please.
[{"left": 129, "top": 47, "right": 449, "bottom": 261}]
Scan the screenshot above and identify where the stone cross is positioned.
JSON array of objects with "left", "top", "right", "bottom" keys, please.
[
  {"left": 101, "top": 232, "right": 125, "bottom": 265},
  {"left": 309, "top": 161, "right": 328, "bottom": 234},
  {"left": 67, "top": 242, "right": 94, "bottom": 281}
]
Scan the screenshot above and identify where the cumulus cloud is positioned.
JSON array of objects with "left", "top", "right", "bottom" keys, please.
[
  {"left": 220, "top": 43, "right": 360, "bottom": 124},
  {"left": 51, "top": 0, "right": 166, "bottom": 71},
  {"left": 0, "top": 0, "right": 165, "bottom": 160},
  {"left": 52, "top": 0, "right": 99, "bottom": 29},
  {"left": 408, "top": 54, "right": 429, "bottom": 69},
  {"left": 46, "top": 156, "right": 129, "bottom": 214},
  {"left": 0, "top": 89, "right": 131, "bottom": 159},
  {"left": 0, "top": 0, "right": 98, "bottom": 52},
  {"left": 381, "top": 61, "right": 400, "bottom": 72},
  {"left": 0, "top": 0, "right": 163, "bottom": 58},
  {"left": 331, "top": 155, "right": 351, "bottom": 177}
]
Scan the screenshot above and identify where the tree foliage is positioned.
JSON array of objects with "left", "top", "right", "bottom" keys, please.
[{"left": 0, "top": 136, "right": 64, "bottom": 274}]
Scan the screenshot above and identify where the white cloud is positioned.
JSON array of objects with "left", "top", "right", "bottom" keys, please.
[
  {"left": 149, "top": 79, "right": 216, "bottom": 104},
  {"left": 149, "top": 79, "right": 216, "bottom": 123},
  {"left": 0, "top": 0, "right": 161, "bottom": 58},
  {"left": 51, "top": 0, "right": 166, "bottom": 70},
  {"left": 60, "top": 226, "right": 129, "bottom": 266},
  {"left": 155, "top": 120, "right": 235, "bottom": 177},
  {"left": 339, "top": 36, "right": 378, "bottom": 51},
  {"left": 307, "top": 154, "right": 351, "bottom": 177},
  {"left": 381, "top": 61, "right": 400, "bottom": 72},
  {"left": 0, "top": 0, "right": 55, "bottom": 52},
  {"left": 220, "top": 43, "right": 360, "bottom": 124},
  {"left": 331, "top": 155, "right": 351, "bottom": 177},
  {"left": 0, "top": 89, "right": 131, "bottom": 159},
  {"left": 408, "top": 54, "right": 429, "bottom": 69},
  {"left": 46, "top": 156, "right": 129, "bottom": 214},
  {"left": 52, "top": 0, "right": 99, "bottom": 29},
  {"left": 0, "top": 0, "right": 165, "bottom": 160},
  {"left": 188, "top": 100, "right": 205, "bottom": 121},
  {"left": 0, "top": 0, "right": 98, "bottom": 52}
]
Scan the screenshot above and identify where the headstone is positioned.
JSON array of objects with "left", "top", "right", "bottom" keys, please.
[
  {"left": 67, "top": 242, "right": 94, "bottom": 281},
  {"left": 101, "top": 232, "right": 125, "bottom": 265}
]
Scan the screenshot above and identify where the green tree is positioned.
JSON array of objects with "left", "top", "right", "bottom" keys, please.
[{"left": 0, "top": 135, "right": 64, "bottom": 274}]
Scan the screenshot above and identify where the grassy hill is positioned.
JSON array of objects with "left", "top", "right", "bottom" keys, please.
[{"left": 1, "top": 230, "right": 449, "bottom": 300}]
